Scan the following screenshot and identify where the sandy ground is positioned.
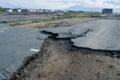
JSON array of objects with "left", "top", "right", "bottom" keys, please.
[
  {"left": 22, "top": 18, "right": 95, "bottom": 28},
  {"left": 11, "top": 38, "right": 120, "bottom": 80}
]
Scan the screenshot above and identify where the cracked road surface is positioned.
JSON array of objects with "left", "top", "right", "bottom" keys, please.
[
  {"left": 0, "top": 25, "right": 47, "bottom": 80},
  {"left": 10, "top": 19, "right": 120, "bottom": 80},
  {"left": 0, "top": 19, "right": 120, "bottom": 79},
  {"left": 42, "top": 19, "right": 120, "bottom": 51}
]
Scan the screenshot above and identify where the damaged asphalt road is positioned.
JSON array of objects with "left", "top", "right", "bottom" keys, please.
[
  {"left": 0, "top": 25, "right": 47, "bottom": 80},
  {"left": 12, "top": 18, "right": 120, "bottom": 80},
  {"left": 41, "top": 19, "right": 120, "bottom": 51},
  {"left": 1, "top": 19, "right": 120, "bottom": 80}
]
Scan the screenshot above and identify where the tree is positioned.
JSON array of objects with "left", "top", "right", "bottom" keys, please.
[
  {"left": 0, "top": 7, "right": 2, "bottom": 11},
  {"left": 0, "top": 7, "right": 3, "bottom": 13}
]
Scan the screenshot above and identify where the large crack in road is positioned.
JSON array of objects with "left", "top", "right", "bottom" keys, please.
[
  {"left": 0, "top": 18, "right": 94, "bottom": 80},
  {"left": 10, "top": 19, "right": 120, "bottom": 80},
  {"left": 11, "top": 37, "right": 120, "bottom": 80},
  {"left": 41, "top": 19, "right": 120, "bottom": 51}
]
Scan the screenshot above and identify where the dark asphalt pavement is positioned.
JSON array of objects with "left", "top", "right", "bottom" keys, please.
[{"left": 0, "top": 25, "right": 47, "bottom": 80}]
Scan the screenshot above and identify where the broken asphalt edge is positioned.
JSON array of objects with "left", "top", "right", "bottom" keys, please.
[{"left": 10, "top": 29, "right": 120, "bottom": 80}]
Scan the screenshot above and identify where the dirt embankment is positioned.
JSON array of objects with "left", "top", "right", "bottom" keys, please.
[{"left": 11, "top": 37, "right": 120, "bottom": 80}]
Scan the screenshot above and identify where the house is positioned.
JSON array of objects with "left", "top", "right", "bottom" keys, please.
[
  {"left": 13, "top": 9, "right": 18, "bottom": 13},
  {"left": 3, "top": 8, "right": 22, "bottom": 13},
  {"left": 29, "top": 9, "right": 37, "bottom": 13},
  {"left": 102, "top": 8, "right": 113, "bottom": 14},
  {"left": 21, "top": 9, "right": 29, "bottom": 13},
  {"left": 3, "top": 9, "right": 13, "bottom": 13},
  {"left": 18, "top": 9, "right": 22, "bottom": 13},
  {"left": 8, "top": 9, "right": 13, "bottom": 13}
]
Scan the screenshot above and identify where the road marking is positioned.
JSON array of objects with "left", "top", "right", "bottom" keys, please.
[{"left": 30, "top": 48, "right": 39, "bottom": 52}]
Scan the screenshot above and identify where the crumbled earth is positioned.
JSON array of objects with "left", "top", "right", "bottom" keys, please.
[{"left": 11, "top": 38, "right": 120, "bottom": 80}]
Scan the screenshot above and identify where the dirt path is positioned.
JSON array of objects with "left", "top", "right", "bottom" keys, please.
[{"left": 11, "top": 38, "right": 120, "bottom": 80}]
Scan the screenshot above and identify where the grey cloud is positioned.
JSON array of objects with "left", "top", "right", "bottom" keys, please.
[{"left": 104, "top": 1, "right": 120, "bottom": 5}]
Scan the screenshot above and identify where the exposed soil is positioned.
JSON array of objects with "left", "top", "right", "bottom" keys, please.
[{"left": 11, "top": 38, "right": 120, "bottom": 80}]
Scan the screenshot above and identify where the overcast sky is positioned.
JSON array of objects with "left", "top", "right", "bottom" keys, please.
[{"left": 0, "top": 0, "right": 120, "bottom": 11}]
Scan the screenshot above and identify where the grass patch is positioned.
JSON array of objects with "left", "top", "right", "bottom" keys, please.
[
  {"left": 6, "top": 22, "right": 31, "bottom": 26},
  {"left": 6, "top": 18, "right": 61, "bottom": 26},
  {"left": 60, "top": 12, "right": 102, "bottom": 18},
  {"left": 61, "top": 12, "right": 90, "bottom": 18},
  {"left": 5, "top": 12, "right": 101, "bottom": 27},
  {"left": 32, "top": 18, "right": 60, "bottom": 23}
]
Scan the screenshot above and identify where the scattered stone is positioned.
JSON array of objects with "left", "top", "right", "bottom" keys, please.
[
  {"left": 65, "top": 69, "right": 69, "bottom": 73},
  {"left": 117, "top": 73, "right": 120, "bottom": 76},
  {"left": 106, "top": 77, "right": 111, "bottom": 80},
  {"left": 108, "top": 65, "right": 114, "bottom": 69},
  {"left": 96, "top": 60, "right": 103, "bottom": 63},
  {"left": 37, "top": 73, "right": 41, "bottom": 78},
  {"left": 116, "top": 55, "right": 120, "bottom": 59}
]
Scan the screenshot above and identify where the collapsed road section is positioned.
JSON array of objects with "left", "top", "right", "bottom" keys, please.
[
  {"left": 1, "top": 19, "right": 120, "bottom": 80},
  {"left": 41, "top": 19, "right": 120, "bottom": 51},
  {"left": 0, "top": 18, "right": 93, "bottom": 80},
  {"left": 11, "top": 19, "right": 120, "bottom": 80}
]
